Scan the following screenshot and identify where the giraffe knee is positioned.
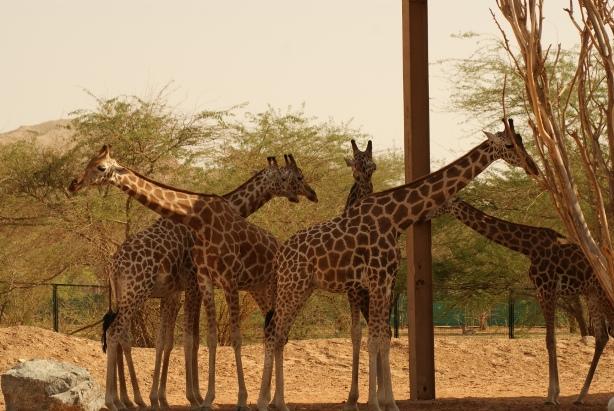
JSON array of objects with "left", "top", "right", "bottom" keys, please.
[
  {"left": 206, "top": 333, "right": 217, "bottom": 349},
  {"left": 230, "top": 330, "right": 242, "bottom": 349}
]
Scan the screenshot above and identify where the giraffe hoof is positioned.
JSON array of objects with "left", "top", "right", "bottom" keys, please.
[
  {"left": 343, "top": 404, "right": 359, "bottom": 411},
  {"left": 544, "top": 400, "right": 560, "bottom": 406},
  {"left": 114, "top": 400, "right": 129, "bottom": 410},
  {"left": 119, "top": 399, "right": 134, "bottom": 409},
  {"left": 573, "top": 399, "right": 583, "bottom": 406}
]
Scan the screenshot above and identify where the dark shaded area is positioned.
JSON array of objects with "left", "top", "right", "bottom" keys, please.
[{"left": 168, "top": 393, "right": 612, "bottom": 411}]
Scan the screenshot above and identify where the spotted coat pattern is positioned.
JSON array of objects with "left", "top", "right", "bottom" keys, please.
[
  {"left": 426, "top": 197, "right": 614, "bottom": 405},
  {"left": 69, "top": 148, "right": 316, "bottom": 411},
  {"left": 256, "top": 120, "right": 541, "bottom": 411}
]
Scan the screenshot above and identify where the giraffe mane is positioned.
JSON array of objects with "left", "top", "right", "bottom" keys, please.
[
  {"left": 222, "top": 168, "right": 267, "bottom": 198},
  {"left": 119, "top": 165, "right": 220, "bottom": 199},
  {"left": 363, "top": 140, "right": 490, "bottom": 203}
]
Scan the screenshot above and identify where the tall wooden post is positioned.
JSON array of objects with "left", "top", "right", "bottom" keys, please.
[{"left": 402, "top": 0, "right": 435, "bottom": 400}]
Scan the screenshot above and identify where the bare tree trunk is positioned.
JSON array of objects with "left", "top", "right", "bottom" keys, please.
[{"left": 495, "top": 0, "right": 614, "bottom": 305}]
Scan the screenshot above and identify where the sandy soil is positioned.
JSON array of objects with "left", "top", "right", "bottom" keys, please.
[{"left": 0, "top": 326, "right": 612, "bottom": 410}]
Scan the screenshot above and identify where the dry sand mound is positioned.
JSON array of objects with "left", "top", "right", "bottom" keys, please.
[{"left": 0, "top": 326, "right": 612, "bottom": 410}]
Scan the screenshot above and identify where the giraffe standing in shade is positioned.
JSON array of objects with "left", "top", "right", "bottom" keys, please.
[
  {"left": 343, "top": 140, "right": 378, "bottom": 411},
  {"left": 257, "top": 119, "right": 540, "bottom": 411},
  {"left": 106, "top": 156, "right": 317, "bottom": 410},
  {"left": 69, "top": 147, "right": 317, "bottom": 411},
  {"left": 424, "top": 197, "right": 614, "bottom": 405}
]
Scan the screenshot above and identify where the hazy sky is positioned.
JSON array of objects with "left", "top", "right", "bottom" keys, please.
[{"left": 0, "top": 1, "right": 579, "bottom": 163}]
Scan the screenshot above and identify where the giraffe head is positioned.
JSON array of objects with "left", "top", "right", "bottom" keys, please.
[
  {"left": 485, "top": 118, "right": 540, "bottom": 176},
  {"left": 423, "top": 196, "right": 461, "bottom": 221},
  {"left": 275, "top": 154, "right": 318, "bottom": 203},
  {"left": 68, "top": 145, "right": 119, "bottom": 193},
  {"left": 345, "top": 140, "right": 376, "bottom": 183}
]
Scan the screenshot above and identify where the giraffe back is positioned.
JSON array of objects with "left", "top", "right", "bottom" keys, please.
[{"left": 110, "top": 218, "right": 195, "bottom": 300}]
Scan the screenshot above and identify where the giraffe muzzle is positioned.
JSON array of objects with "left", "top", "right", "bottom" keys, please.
[
  {"left": 305, "top": 187, "right": 318, "bottom": 203},
  {"left": 68, "top": 178, "right": 83, "bottom": 193}
]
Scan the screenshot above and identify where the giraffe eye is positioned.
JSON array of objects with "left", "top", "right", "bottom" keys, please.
[{"left": 97, "top": 165, "right": 107, "bottom": 172}]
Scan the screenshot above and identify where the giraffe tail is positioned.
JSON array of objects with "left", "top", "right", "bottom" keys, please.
[
  {"left": 264, "top": 310, "right": 274, "bottom": 329},
  {"left": 101, "top": 309, "right": 118, "bottom": 353}
]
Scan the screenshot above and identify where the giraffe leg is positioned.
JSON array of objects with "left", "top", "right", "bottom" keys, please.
[
  {"left": 571, "top": 295, "right": 590, "bottom": 344},
  {"left": 378, "top": 294, "right": 398, "bottom": 411},
  {"left": 119, "top": 335, "right": 147, "bottom": 408},
  {"left": 183, "top": 280, "right": 203, "bottom": 407},
  {"left": 250, "top": 288, "right": 274, "bottom": 406},
  {"left": 116, "top": 344, "right": 133, "bottom": 409},
  {"left": 104, "top": 337, "right": 121, "bottom": 411},
  {"left": 270, "top": 280, "right": 314, "bottom": 411},
  {"left": 344, "top": 289, "right": 364, "bottom": 411},
  {"left": 539, "top": 292, "right": 560, "bottom": 405},
  {"left": 575, "top": 295, "right": 609, "bottom": 405},
  {"left": 191, "top": 305, "right": 203, "bottom": 405},
  {"left": 223, "top": 287, "right": 250, "bottom": 411},
  {"left": 201, "top": 277, "right": 217, "bottom": 410},
  {"left": 257, "top": 318, "right": 276, "bottom": 411},
  {"left": 367, "top": 274, "right": 398, "bottom": 411},
  {"left": 158, "top": 294, "right": 181, "bottom": 410},
  {"left": 150, "top": 298, "right": 169, "bottom": 410}
]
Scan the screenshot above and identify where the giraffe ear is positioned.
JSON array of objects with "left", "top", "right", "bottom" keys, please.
[
  {"left": 283, "top": 154, "right": 290, "bottom": 166},
  {"left": 267, "top": 156, "right": 279, "bottom": 168},
  {"left": 288, "top": 154, "right": 297, "bottom": 167},
  {"left": 483, "top": 131, "right": 498, "bottom": 142},
  {"left": 99, "top": 144, "right": 112, "bottom": 158},
  {"left": 366, "top": 140, "right": 373, "bottom": 157},
  {"left": 350, "top": 139, "right": 359, "bottom": 156}
]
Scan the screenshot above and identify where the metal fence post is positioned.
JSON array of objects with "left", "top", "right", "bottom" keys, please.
[
  {"left": 52, "top": 284, "right": 59, "bottom": 332},
  {"left": 508, "top": 289, "right": 515, "bottom": 339},
  {"left": 393, "top": 295, "right": 400, "bottom": 338}
]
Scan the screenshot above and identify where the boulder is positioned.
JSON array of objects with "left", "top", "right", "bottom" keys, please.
[{"left": 1, "top": 359, "right": 105, "bottom": 411}]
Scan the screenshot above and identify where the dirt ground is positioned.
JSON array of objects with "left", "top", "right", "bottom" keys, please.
[{"left": 0, "top": 326, "right": 612, "bottom": 410}]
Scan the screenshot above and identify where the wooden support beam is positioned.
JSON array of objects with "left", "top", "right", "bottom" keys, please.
[{"left": 402, "top": 0, "right": 435, "bottom": 400}]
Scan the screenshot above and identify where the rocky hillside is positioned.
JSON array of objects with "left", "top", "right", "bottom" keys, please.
[{"left": 0, "top": 120, "right": 73, "bottom": 149}]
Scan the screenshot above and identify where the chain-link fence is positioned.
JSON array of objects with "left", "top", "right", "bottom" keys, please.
[
  {"left": 392, "top": 287, "right": 585, "bottom": 339},
  {"left": 0, "top": 281, "right": 586, "bottom": 343},
  {"left": 0, "top": 281, "right": 108, "bottom": 339}
]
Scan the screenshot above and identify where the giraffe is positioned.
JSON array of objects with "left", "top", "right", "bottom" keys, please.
[
  {"left": 68, "top": 147, "right": 317, "bottom": 411},
  {"left": 343, "top": 140, "right": 378, "bottom": 411},
  {"left": 423, "top": 196, "right": 614, "bottom": 405},
  {"left": 105, "top": 155, "right": 317, "bottom": 410},
  {"left": 342, "top": 140, "right": 404, "bottom": 411},
  {"left": 257, "top": 119, "right": 540, "bottom": 411}
]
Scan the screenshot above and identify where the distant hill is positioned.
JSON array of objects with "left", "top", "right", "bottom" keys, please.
[{"left": 0, "top": 119, "right": 74, "bottom": 149}]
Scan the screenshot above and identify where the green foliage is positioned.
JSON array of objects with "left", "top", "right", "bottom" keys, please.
[{"left": 0, "top": 91, "right": 405, "bottom": 343}]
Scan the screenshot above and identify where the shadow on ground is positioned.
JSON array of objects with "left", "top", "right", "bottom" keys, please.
[{"left": 169, "top": 393, "right": 612, "bottom": 410}]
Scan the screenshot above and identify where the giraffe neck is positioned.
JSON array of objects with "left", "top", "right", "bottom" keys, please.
[
  {"left": 448, "top": 200, "right": 556, "bottom": 256},
  {"left": 344, "top": 179, "right": 373, "bottom": 211},
  {"left": 365, "top": 140, "right": 498, "bottom": 232},
  {"left": 222, "top": 170, "right": 273, "bottom": 218},
  {"left": 111, "top": 166, "right": 212, "bottom": 229}
]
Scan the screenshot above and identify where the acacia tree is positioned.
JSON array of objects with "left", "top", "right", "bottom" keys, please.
[{"left": 494, "top": 0, "right": 614, "bottom": 303}]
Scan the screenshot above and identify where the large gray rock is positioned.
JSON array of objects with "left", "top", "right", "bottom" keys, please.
[{"left": 1, "top": 359, "right": 105, "bottom": 411}]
